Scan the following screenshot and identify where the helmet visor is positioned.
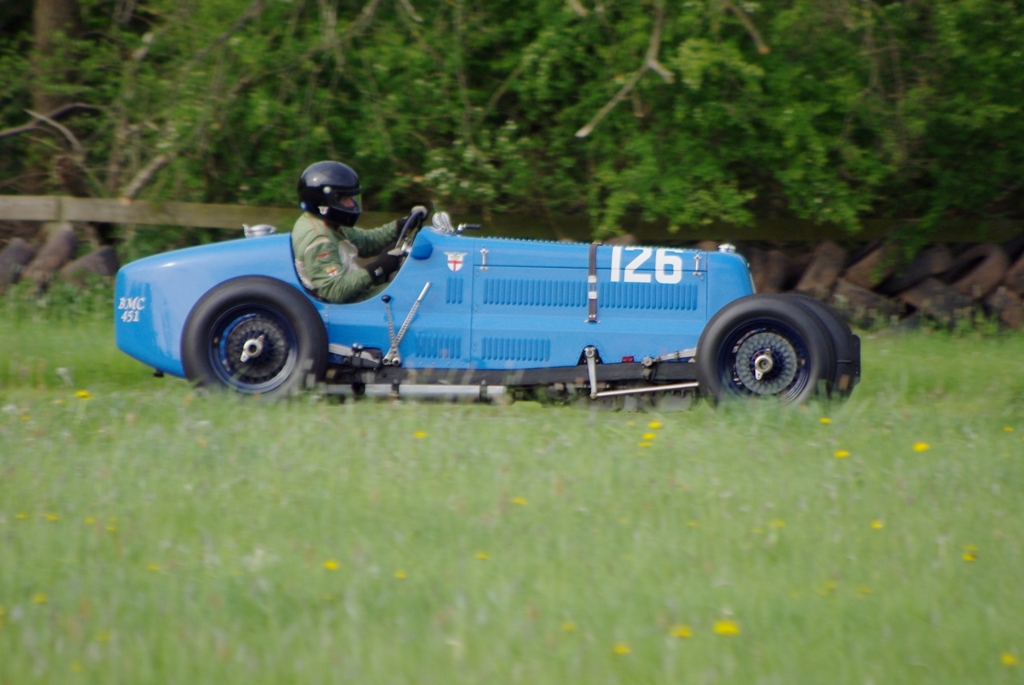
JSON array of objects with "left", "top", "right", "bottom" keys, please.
[{"left": 323, "top": 187, "right": 361, "bottom": 215}]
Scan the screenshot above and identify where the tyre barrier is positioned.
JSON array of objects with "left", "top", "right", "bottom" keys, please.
[
  {"left": 1, "top": 226, "right": 118, "bottom": 293},
  {"left": 985, "top": 286, "right": 1024, "bottom": 329},
  {"left": 829, "top": 278, "right": 907, "bottom": 329},
  {"left": 942, "top": 243, "right": 1009, "bottom": 300},
  {"left": 875, "top": 244, "right": 952, "bottom": 296},
  {"left": 20, "top": 225, "right": 77, "bottom": 287},
  {"left": 896, "top": 277, "right": 976, "bottom": 325},
  {"left": 794, "top": 241, "right": 847, "bottom": 302},
  {"left": 0, "top": 237, "right": 37, "bottom": 294},
  {"left": 1003, "top": 252, "right": 1024, "bottom": 296},
  {"left": 741, "top": 235, "right": 1024, "bottom": 330},
  {"left": 842, "top": 241, "right": 901, "bottom": 290},
  {"left": 744, "top": 247, "right": 790, "bottom": 294}
]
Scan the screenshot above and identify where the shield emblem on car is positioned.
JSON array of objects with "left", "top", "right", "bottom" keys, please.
[{"left": 445, "top": 252, "right": 467, "bottom": 272}]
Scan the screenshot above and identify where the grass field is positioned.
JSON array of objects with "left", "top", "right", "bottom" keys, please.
[{"left": 2, "top": 292, "right": 1023, "bottom": 684}]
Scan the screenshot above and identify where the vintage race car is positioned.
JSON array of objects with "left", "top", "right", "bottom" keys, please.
[{"left": 114, "top": 213, "right": 860, "bottom": 405}]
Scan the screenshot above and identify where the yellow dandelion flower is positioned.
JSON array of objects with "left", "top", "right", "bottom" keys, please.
[
  {"left": 15, "top": 513, "right": 27, "bottom": 520},
  {"left": 648, "top": 421, "right": 662, "bottom": 429},
  {"left": 912, "top": 442, "right": 930, "bottom": 452},
  {"left": 856, "top": 586, "right": 873, "bottom": 596},
  {"left": 70, "top": 661, "right": 83, "bottom": 673},
  {"left": 511, "top": 496, "right": 528, "bottom": 506},
  {"left": 871, "top": 520, "right": 884, "bottom": 530},
  {"left": 20, "top": 414, "right": 30, "bottom": 421},
  {"left": 1004, "top": 426, "right": 1014, "bottom": 432},
  {"left": 770, "top": 519, "right": 786, "bottom": 528},
  {"left": 475, "top": 551, "right": 490, "bottom": 560},
  {"left": 963, "top": 551, "right": 978, "bottom": 562},
  {"left": 713, "top": 619, "right": 741, "bottom": 636},
  {"left": 818, "top": 581, "right": 838, "bottom": 596},
  {"left": 146, "top": 563, "right": 160, "bottom": 572},
  {"left": 612, "top": 642, "right": 631, "bottom": 655},
  {"left": 834, "top": 449, "right": 850, "bottom": 459},
  {"left": 84, "top": 517, "right": 95, "bottom": 525},
  {"left": 638, "top": 441, "right": 652, "bottom": 448},
  {"left": 413, "top": 431, "right": 427, "bottom": 439},
  {"left": 105, "top": 525, "right": 116, "bottom": 532},
  {"left": 641, "top": 432, "right": 656, "bottom": 441},
  {"left": 44, "top": 513, "right": 59, "bottom": 522},
  {"left": 75, "top": 390, "right": 91, "bottom": 400},
  {"left": 819, "top": 417, "right": 832, "bottom": 424},
  {"left": 561, "top": 620, "right": 577, "bottom": 633},
  {"left": 394, "top": 569, "right": 407, "bottom": 580},
  {"left": 323, "top": 559, "right": 340, "bottom": 571},
  {"left": 95, "top": 631, "right": 111, "bottom": 642},
  {"left": 686, "top": 520, "right": 699, "bottom": 527},
  {"left": 32, "top": 592, "right": 47, "bottom": 604},
  {"left": 1002, "top": 652, "right": 1019, "bottom": 666},
  {"left": 671, "top": 624, "right": 693, "bottom": 638}
]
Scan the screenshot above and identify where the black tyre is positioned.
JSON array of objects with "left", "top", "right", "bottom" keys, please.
[
  {"left": 768, "top": 293, "right": 861, "bottom": 397},
  {"left": 697, "top": 295, "right": 833, "bottom": 405},
  {"left": 876, "top": 245, "right": 952, "bottom": 296},
  {"left": 182, "top": 277, "right": 327, "bottom": 397}
]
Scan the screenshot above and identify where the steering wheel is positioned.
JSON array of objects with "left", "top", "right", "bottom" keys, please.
[{"left": 393, "top": 208, "right": 428, "bottom": 259}]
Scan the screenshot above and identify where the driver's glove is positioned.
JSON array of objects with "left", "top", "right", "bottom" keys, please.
[
  {"left": 364, "top": 248, "right": 402, "bottom": 285},
  {"left": 395, "top": 205, "right": 429, "bottom": 234}
]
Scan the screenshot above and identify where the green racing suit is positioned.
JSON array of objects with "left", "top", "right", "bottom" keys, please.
[{"left": 291, "top": 213, "right": 399, "bottom": 303}]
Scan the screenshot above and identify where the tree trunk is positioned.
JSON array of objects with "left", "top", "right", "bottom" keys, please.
[{"left": 32, "top": 0, "right": 83, "bottom": 113}]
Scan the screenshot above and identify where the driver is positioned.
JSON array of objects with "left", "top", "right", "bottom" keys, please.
[{"left": 291, "top": 160, "right": 426, "bottom": 303}]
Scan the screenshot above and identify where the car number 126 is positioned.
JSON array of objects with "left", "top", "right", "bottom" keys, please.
[
  {"left": 609, "top": 246, "right": 696, "bottom": 284},
  {"left": 118, "top": 297, "right": 146, "bottom": 323}
]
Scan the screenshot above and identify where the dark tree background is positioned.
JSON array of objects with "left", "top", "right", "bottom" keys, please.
[{"left": 2, "top": 0, "right": 1023, "bottom": 254}]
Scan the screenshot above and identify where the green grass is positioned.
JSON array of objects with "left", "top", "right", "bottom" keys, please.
[{"left": 2, "top": 302, "right": 1024, "bottom": 683}]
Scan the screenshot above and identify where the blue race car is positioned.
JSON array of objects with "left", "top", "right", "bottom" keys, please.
[{"left": 114, "top": 212, "right": 859, "bottom": 404}]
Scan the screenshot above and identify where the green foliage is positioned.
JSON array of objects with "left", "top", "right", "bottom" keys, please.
[{"left": 2, "top": 0, "right": 1024, "bottom": 251}]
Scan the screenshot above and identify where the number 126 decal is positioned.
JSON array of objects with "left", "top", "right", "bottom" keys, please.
[{"left": 609, "top": 246, "right": 699, "bottom": 284}]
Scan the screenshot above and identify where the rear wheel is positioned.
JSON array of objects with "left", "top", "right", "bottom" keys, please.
[
  {"left": 768, "top": 293, "right": 860, "bottom": 397},
  {"left": 182, "top": 277, "right": 327, "bottom": 398},
  {"left": 697, "top": 295, "right": 833, "bottom": 405}
]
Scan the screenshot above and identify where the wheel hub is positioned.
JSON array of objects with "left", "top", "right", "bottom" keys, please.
[
  {"left": 753, "top": 350, "right": 774, "bottom": 380},
  {"left": 239, "top": 335, "right": 265, "bottom": 363},
  {"left": 218, "top": 314, "right": 292, "bottom": 387},
  {"left": 734, "top": 332, "right": 798, "bottom": 395}
]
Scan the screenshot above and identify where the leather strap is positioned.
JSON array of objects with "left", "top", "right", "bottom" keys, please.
[{"left": 587, "top": 241, "right": 600, "bottom": 323}]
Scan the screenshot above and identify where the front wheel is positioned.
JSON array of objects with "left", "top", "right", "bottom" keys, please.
[
  {"left": 182, "top": 277, "right": 327, "bottom": 398},
  {"left": 697, "top": 295, "right": 833, "bottom": 405}
]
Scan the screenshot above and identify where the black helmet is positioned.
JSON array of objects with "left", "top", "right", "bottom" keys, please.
[{"left": 298, "top": 161, "right": 362, "bottom": 227}]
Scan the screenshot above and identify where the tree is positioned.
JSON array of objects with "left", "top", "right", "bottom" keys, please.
[{"left": 32, "top": 0, "right": 83, "bottom": 114}]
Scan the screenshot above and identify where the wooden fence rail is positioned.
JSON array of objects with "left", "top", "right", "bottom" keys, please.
[
  {"left": 0, "top": 195, "right": 399, "bottom": 232},
  {"left": 1, "top": 194, "right": 1022, "bottom": 243}
]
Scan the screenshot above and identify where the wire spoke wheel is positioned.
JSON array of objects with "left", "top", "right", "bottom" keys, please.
[
  {"left": 182, "top": 277, "right": 327, "bottom": 398},
  {"left": 696, "top": 295, "right": 833, "bottom": 405},
  {"left": 210, "top": 307, "right": 298, "bottom": 393},
  {"left": 725, "top": 323, "right": 807, "bottom": 400}
]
